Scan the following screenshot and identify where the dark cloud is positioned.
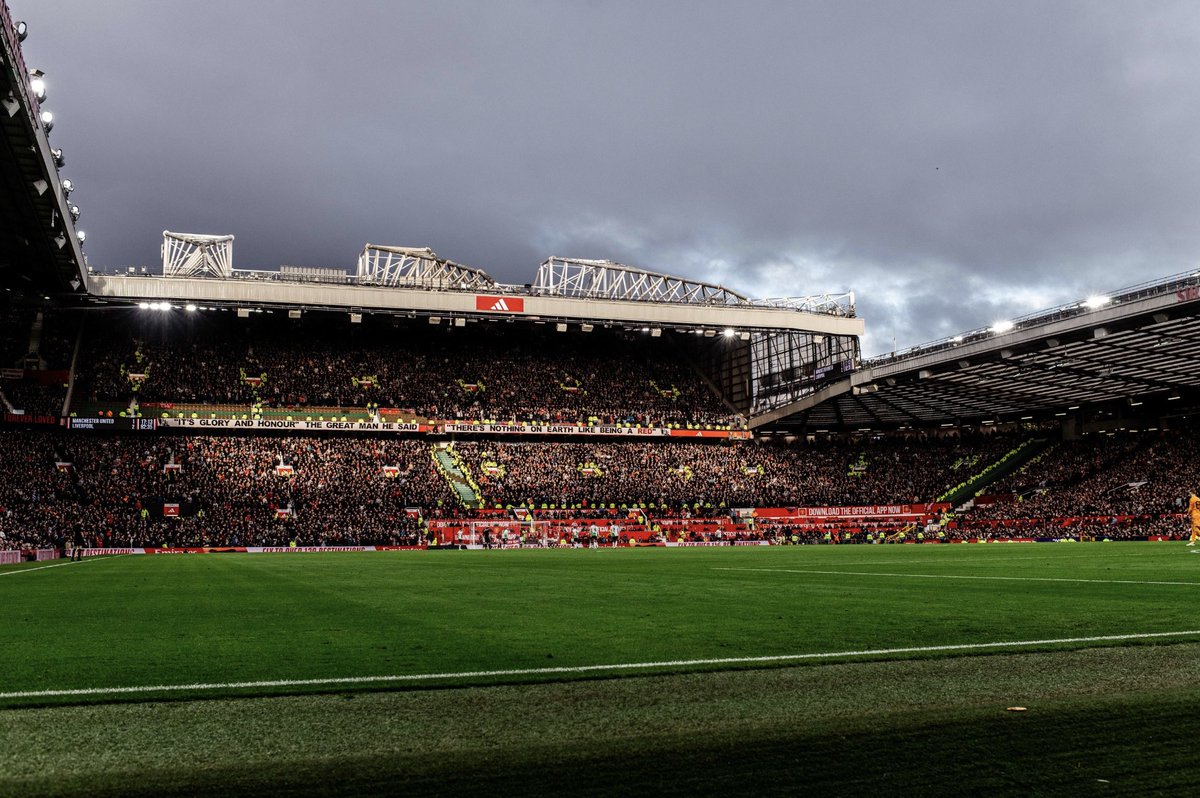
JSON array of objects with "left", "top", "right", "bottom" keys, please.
[{"left": 16, "top": 0, "right": 1200, "bottom": 354}]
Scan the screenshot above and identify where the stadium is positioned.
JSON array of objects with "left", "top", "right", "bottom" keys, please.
[{"left": 4, "top": 3, "right": 1200, "bottom": 796}]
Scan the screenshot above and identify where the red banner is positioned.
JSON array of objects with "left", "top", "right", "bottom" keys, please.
[
  {"left": 668, "top": 429, "right": 752, "bottom": 439},
  {"left": 475, "top": 295, "right": 525, "bottom": 313}
]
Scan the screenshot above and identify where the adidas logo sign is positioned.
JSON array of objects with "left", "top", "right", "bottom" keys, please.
[{"left": 490, "top": 298, "right": 510, "bottom": 311}]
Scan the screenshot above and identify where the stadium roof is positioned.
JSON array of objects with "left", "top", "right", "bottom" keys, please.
[
  {"left": 83, "top": 235, "right": 864, "bottom": 338},
  {"left": 752, "top": 270, "right": 1200, "bottom": 432},
  {"left": 0, "top": 7, "right": 87, "bottom": 294}
]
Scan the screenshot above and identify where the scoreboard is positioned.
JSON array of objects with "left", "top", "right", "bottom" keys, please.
[{"left": 65, "top": 417, "right": 158, "bottom": 431}]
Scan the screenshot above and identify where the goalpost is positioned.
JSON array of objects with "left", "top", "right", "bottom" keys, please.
[{"left": 446, "top": 519, "right": 554, "bottom": 548}]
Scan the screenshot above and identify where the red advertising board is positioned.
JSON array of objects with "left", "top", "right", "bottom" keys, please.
[{"left": 475, "top": 295, "right": 525, "bottom": 313}]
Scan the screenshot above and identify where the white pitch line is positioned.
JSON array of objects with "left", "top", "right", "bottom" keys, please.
[
  {"left": 0, "top": 555, "right": 121, "bottom": 577},
  {"left": 2, "top": 629, "right": 1199, "bottom": 700},
  {"left": 714, "top": 566, "right": 1200, "bottom": 587}
]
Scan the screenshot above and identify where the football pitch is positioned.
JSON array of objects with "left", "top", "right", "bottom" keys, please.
[{"left": 3, "top": 543, "right": 1200, "bottom": 796}]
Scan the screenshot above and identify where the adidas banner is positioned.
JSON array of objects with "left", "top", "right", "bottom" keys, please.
[{"left": 475, "top": 295, "right": 525, "bottom": 313}]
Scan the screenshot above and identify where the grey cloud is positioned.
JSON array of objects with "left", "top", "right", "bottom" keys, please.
[{"left": 17, "top": 0, "right": 1200, "bottom": 351}]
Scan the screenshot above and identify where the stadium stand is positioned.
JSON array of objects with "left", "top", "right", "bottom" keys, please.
[
  {"left": 0, "top": 302, "right": 74, "bottom": 418},
  {"left": 71, "top": 312, "right": 743, "bottom": 429},
  {"left": 958, "top": 430, "right": 1200, "bottom": 538},
  {"left": 2, "top": 423, "right": 1195, "bottom": 552}
]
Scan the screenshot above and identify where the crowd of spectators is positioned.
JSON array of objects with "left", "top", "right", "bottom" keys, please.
[
  {"left": 0, "top": 303, "right": 75, "bottom": 418},
  {"left": 2, "top": 425, "right": 1198, "bottom": 552},
  {"left": 455, "top": 433, "right": 1015, "bottom": 510},
  {"left": 962, "top": 431, "right": 1200, "bottom": 523},
  {"left": 73, "top": 313, "right": 742, "bottom": 428},
  {"left": 0, "top": 432, "right": 437, "bottom": 549}
]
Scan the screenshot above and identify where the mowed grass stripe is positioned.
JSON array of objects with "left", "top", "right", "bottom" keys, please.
[
  {"left": 715, "top": 566, "right": 1200, "bottom": 587},
  {"left": 2, "top": 544, "right": 1197, "bottom": 703},
  {"left": 3, "top": 628, "right": 1200, "bottom": 701},
  {"left": 4, "top": 643, "right": 1200, "bottom": 796}
]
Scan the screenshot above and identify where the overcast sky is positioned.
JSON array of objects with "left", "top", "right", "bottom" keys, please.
[{"left": 14, "top": 0, "right": 1200, "bottom": 355}]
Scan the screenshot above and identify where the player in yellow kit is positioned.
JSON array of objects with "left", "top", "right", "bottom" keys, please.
[{"left": 1188, "top": 493, "right": 1200, "bottom": 546}]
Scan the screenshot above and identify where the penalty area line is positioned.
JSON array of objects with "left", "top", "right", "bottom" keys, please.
[{"left": 3, "top": 629, "right": 1200, "bottom": 700}]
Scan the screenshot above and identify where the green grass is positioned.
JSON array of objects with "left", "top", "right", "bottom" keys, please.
[{"left": 3, "top": 543, "right": 1200, "bottom": 794}]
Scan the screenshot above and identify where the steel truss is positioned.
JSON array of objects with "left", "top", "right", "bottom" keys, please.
[
  {"left": 162, "top": 231, "right": 233, "bottom": 278},
  {"left": 536, "top": 257, "right": 856, "bottom": 317},
  {"left": 750, "top": 330, "right": 861, "bottom": 413},
  {"left": 356, "top": 244, "right": 499, "bottom": 290},
  {"left": 535, "top": 257, "right": 749, "bottom": 305}
]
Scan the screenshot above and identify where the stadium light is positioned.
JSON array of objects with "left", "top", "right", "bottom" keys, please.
[
  {"left": 16, "top": 21, "right": 27, "bottom": 42},
  {"left": 68, "top": 204, "right": 79, "bottom": 221},
  {"left": 52, "top": 148, "right": 64, "bottom": 168},
  {"left": 555, "top": 323, "right": 567, "bottom": 332},
  {"left": 581, "top": 323, "right": 594, "bottom": 333},
  {"left": 428, "top": 316, "right": 441, "bottom": 325},
  {"left": 185, "top": 304, "right": 197, "bottom": 312},
  {"left": 28, "top": 70, "right": 46, "bottom": 102},
  {"left": 39, "top": 110, "right": 53, "bottom": 132},
  {"left": 76, "top": 230, "right": 86, "bottom": 243},
  {"left": 723, "top": 328, "right": 736, "bottom": 338},
  {"left": 1083, "top": 295, "right": 1111, "bottom": 310},
  {"left": 60, "top": 178, "right": 73, "bottom": 196},
  {"left": 650, "top": 328, "right": 662, "bottom": 337},
  {"left": 350, "top": 313, "right": 362, "bottom": 324},
  {"left": 138, "top": 302, "right": 150, "bottom": 310},
  {"left": 990, "top": 320, "right": 1014, "bottom": 334}
]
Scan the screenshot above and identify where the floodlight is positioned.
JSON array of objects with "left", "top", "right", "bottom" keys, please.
[
  {"left": 990, "top": 320, "right": 1014, "bottom": 334},
  {"left": 60, "top": 178, "right": 73, "bottom": 195},
  {"left": 288, "top": 309, "right": 302, "bottom": 319},
  {"left": 703, "top": 329, "right": 716, "bottom": 338},
  {"left": 52, "top": 148, "right": 64, "bottom": 168},
  {"left": 723, "top": 328, "right": 736, "bottom": 338},
  {"left": 185, "top": 304, "right": 197, "bottom": 312},
  {"left": 428, "top": 316, "right": 441, "bottom": 325},
  {"left": 454, "top": 317, "right": 466, "bottom": 327},
  {"left": 28, "top": 70, "right": 46, "bottom": 101},
  {"left": 650, "top": 328, "right": 662, "bottom": 337},
  {"left": 39, "top": 110, "right": 52, "bottom": 132},
  {"left": 350, "top": 313, "right": 362, "bottom": 324},
  {"left": 555, "top": 322, "right": 567, "bottom": 332},
  {"left": 1083, "top": 295, "right": 1111, "bottom": 310},
  {"left": 16, "top": 21, "right": 27, "bottom": 42},
  {"left": 581, "top": 323, "right": 594, "bottom": 333},
  {"left": 138, "top": 302, "right": 150, "bottom": 310},
  {"left": 68, "top": 204, "right": 79, "bottom": 221},
  {"left": 76, "top": 230, "right": 86, "bottom": 243}
]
